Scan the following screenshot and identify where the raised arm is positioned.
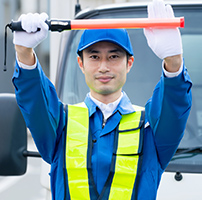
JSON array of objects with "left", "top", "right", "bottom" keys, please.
[
  {"left": 12, "top": 13, "right": 65, "bottom": 164},
  {"left": 143, "top": 0, "right": 192, "bottom": 169}
]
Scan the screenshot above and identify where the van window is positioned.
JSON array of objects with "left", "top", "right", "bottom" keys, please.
[
  {"left": 180, "top": 34, "right": 202, "bottom": 149},
  {"left": 167, "top": 35, "right": 202, "bottom": 173}
]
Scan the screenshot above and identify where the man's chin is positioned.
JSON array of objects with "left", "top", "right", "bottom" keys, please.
[{"left": 96, "top": 87, "right": 120, "bottom": 96}]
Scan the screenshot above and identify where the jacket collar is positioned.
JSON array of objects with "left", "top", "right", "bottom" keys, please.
[{"left": 84, "top": 91, "right": 135, "bottom": 117}]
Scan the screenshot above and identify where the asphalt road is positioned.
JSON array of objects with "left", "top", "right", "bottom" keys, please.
[{"left": 0, "top": 135, "right": 47, "bottom": 200}]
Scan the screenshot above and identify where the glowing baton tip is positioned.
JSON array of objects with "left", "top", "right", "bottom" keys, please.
[{"left": 180, "top": 17, "right": 185, "bottom": 28}]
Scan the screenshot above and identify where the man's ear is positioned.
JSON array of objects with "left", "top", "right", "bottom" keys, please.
[
  {"left": 127, "top": 56, "right": 134, "bottom": 73},
  {"left": 77, "top": 56, "right": 84, "bottom": 73}
]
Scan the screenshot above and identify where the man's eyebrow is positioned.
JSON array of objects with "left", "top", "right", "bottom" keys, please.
[
  {"left": 86, "top": 49, "right": 100, "bottom": 54},
  {"left": 86, "top": 48, "right": 125, "bottom": 54},
  {"left": 108, "top": 48, "right": 125, "bottom": 54}
]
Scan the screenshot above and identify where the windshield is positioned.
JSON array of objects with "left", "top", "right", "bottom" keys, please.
[{"left": 58, "top": 5, "right": 202, "bottom": 173}]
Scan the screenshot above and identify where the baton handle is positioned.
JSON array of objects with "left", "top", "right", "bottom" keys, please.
[
  {"left": 8, "top": 17, "right": 184, "bottom": 32},
  {"left": 8, "top": 19, "right": 71, "bottom": 32}
]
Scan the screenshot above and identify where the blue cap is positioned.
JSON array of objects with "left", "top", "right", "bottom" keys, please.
[{"left": 77, "top": 29, "right": 134, "bottom": 56}]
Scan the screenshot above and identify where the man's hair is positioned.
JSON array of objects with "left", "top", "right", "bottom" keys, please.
[{"left": 78, "top": 51, "right": 83, "bottom": 61}]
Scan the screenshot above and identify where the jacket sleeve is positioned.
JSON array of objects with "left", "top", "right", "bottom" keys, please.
[
  {"left": 12, "top": 59, "right": 66, "bottom": 164},
  {"left": 145, "top": 61, "right": 192, "bottom": 169}
]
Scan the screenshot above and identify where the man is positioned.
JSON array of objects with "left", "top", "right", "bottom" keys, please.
[{"left": 12, "top": 0, "right": 192, "bottom": 199}]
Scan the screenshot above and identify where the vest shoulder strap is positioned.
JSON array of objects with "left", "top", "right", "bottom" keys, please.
[
  {"left": 73, "top": 102, "right": 87, "bottom": 108},
  {"left": 132, "top": 104, "right": 145, "bottom": 111}
]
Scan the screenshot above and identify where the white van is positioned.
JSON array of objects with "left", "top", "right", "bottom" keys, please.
[
  {"left": 55, "top": 2, "right": 202, "bottom": 199},
  {"left": 1, "top": 1, "right": 202, "bottom": 200}
]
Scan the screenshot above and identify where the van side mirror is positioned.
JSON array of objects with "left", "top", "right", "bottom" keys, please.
[{"left": 0, "top": 93, "right": 27, "bottom": 175}]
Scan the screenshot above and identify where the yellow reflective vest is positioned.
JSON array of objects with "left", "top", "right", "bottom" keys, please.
[{"left": 65, "top": 102, "right": 145, "bottom": 200}]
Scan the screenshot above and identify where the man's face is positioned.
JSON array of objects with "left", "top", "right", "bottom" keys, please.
[{"left": 77, "top": 41, "right": 134, "bottom": 101}]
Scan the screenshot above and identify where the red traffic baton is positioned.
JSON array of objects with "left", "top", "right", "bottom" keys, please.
[
  {"left": 70, "top": 17, "right": 184, "bottom": 30},
  {"left": 8, "top": 17, "right": 184, "bottom": 32}
]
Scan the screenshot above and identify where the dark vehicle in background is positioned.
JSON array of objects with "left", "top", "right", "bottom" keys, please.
[{"left": 1, "top": 1, "right": 202, "bottom": 199}]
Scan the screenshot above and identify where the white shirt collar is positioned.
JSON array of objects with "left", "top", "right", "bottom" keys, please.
[{"left": 89, "top": 92, "right": 123, "bottom": 120}]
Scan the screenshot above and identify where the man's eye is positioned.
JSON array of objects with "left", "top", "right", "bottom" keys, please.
[
  {"left": 90, "top": 55, "right": 99, "bottom": 59},
  {"left": 110, "top": 55, "right": 119, "bottom": 59}
]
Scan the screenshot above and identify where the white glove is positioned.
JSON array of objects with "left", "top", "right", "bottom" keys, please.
[
  {"left": 143, "top": 0, "right": 182, "bottom": 59},
  {"left": 13, "top": 13, "right": 49, "bottom": 48}
]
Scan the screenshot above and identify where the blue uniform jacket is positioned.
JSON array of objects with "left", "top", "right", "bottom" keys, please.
[{"left": 12, "top": 59, "right": 192, "bottom": 200}]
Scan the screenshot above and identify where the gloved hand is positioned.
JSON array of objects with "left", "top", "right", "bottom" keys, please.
[
  {"left": 13, "top": 13, "right": 49, "bottom": 48},
  {"left": 143, "top": 0, "right": 182, "bottom": 59}
]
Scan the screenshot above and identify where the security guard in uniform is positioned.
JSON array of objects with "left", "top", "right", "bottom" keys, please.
[{"left": 12, "top": 0, "right": 192, "bottom": 199}]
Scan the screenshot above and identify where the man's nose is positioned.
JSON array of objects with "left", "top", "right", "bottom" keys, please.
[{"left": 98, "top": 60, "right": 110, "bottom": 73}]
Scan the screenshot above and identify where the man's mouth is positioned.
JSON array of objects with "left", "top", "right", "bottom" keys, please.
[{"left": 96, "top": 75, "right": 114, "bottom": 83}]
